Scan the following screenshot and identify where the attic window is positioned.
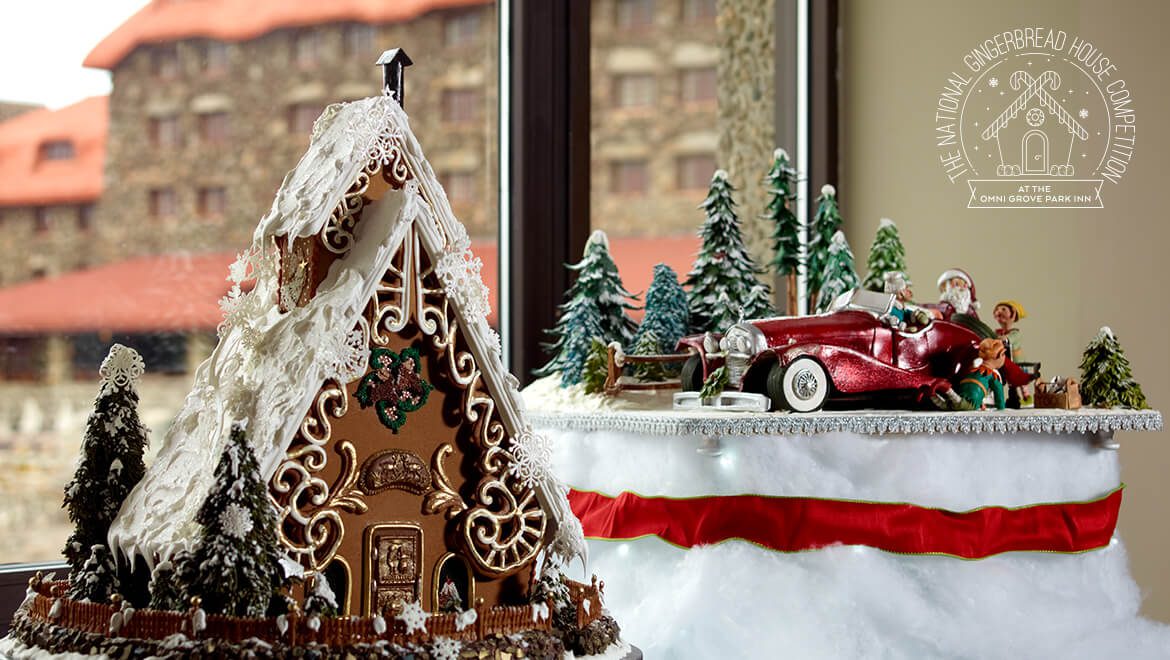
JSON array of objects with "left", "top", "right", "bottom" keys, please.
[
  {"left": 152, "top": 44, "right": 179, "bottom": 78},
  {"left": 39, "top": 140, "right": 75, "bottom": 161}
]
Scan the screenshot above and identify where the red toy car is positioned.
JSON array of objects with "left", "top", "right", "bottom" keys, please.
[{"left": 677, "top": 289, "right": 983, "bottom": 412}]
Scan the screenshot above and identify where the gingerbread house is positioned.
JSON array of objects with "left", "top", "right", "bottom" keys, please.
[{"left": 107, "top": 50, "right": 583, "bottom": 618}]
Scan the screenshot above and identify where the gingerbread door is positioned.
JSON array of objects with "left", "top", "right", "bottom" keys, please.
[{"left": 364, "top": 523, "right": 423, "bottom": 615}]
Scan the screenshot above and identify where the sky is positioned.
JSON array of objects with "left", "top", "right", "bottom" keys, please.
[{"left": 0, "top": 0, "right": 151, "bottom": 109}]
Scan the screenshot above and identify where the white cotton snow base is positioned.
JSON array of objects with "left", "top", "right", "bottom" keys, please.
[
  {"left": 578, "top": 537, "right": 1169, "bottom": 660},
  {"left": 542, "top": 426, "right": 1170, "bottom": 657}
]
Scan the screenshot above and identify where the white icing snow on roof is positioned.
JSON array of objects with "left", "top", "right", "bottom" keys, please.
[{"left": 108, "top": 95, "right": 577, "bottom": 566}]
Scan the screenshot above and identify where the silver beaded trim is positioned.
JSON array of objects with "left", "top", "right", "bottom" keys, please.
[{"left": 529, "top": 408, "right": 1163, "bottom": 437}]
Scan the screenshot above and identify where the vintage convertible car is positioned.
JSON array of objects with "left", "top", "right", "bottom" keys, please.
[{"left": 677, "top": 289, "right": 983, "bottom": 412}]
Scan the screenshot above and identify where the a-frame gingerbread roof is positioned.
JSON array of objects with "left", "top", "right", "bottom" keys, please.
[{"left": 108, "top": 92, "right": 583, "bottom": 574}]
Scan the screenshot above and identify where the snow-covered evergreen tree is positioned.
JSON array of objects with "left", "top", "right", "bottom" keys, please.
[
  {"left": 763, "top": 148, "right": 802, "bottom": 314},
  {"left": 62, "top": 345, "right": 149, "bottom": 579},
  {"left": 632, "top": 263, "right": 689, "bottom": 354},
  {"left": 741, "top": 283, "right": 775, "bottom": 320},
  {"left": 68, "top": 544, "right": 119, "bottom": 602},
  {"left": 686, "top": 170, "right": 772, "bottom": 333},
  {"left": 807, "top": 184, "right": 843, "bottom": 308},
  {"left": 631, "top": 330, "right": 667, "bottom": 381},
  {"left": 815, "top": 231, "right": 860, "bottom": 313},
  {"left": 1079, "top": 327, "right": 1149, "bottom": 409},
  {"left": 540, "top": 298, "right": 605, "bottom": 387},
  {"left": 862, "top": 218, "right": 909, "bottom": 292},
  {"left": 303, "top": 573, "right": 339, "bottom": 617},
  {"left": 537, "top": 231, "right": 638, "bottom": 381},
  {"left": 147, "top": 560, "right": 184, "bottom": 611},
  {"left": 180, "top": 423, "right": 285, "bottom": 616}
]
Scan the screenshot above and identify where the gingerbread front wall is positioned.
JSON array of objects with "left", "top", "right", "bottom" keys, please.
[{"left": 271, "top": 227, "right": 537, "bottom": 618}]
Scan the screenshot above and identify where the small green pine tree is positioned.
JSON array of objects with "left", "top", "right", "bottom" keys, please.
[
  {"left": 62, "top": 345, "right": 149, "bottom": 583},
  {"left": 862, "top": 218, "right": 909, "bottom": 292},
  {"left": 303, "top": 574, "right": 339, "bottom": 617},
  {"left": 582, "top": 338, "right": 610, "bottom": 395},
  {"left": 763, "top": 148, "right": 802, "bottom": 314},
  {"left": 179, "top": 424, "right": 285, "bottom": 616},
  {"left": 741, "top": 283, "right": 774, "bottom": 320},
  {"left": 537, "top": 231, "right": 638, "bottom": 382},
  {"left": 686, "top": 170, "right": 772, "bottom": 333},
  {"left": 631, "top": 331, "right": 667, "bottom": 382},
  {"left": 1079, "top": 327, "right": 1149, "bottom": 409},
  {"left": 807, "top": 184, "right": 843, "bottom": 308},
  {"left": 815, "top": 231, "right": 860, "bottom": 313}
]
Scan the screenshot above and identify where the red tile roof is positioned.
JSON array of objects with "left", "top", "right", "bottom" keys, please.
[
  {"left": 0, "top": 96, "right": 107, "bottom": 207},
  {"left": 0, "top": 236, "right": 702, "bottom": 334},
  {"left": 84, "top": 0, "right": 492, "bottom": 70}
]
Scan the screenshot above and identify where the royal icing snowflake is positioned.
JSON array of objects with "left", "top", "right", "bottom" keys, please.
[
  {"left": 508, "top": 430, "right": 551, "bottom": 490},
  {"left": 430, "top": 637, "right": 462, "bottom": 660},
  {"left": 99, "top": 344, "right": 145, "bottom": 394},
  {"left": 344, "top": 96, "right": 406, "bottom": 168},
  {"left": 395, "top": 599, "right": 428, "bottom": 635},
  {"left": 219, "top": 503, "right": 253, "bottom": 540},
  {"left": 319, "top": 323, "right": 369, "bottom": 383},
  {"left": 434, "top": 248, "right": 491, "bottom": 322}
]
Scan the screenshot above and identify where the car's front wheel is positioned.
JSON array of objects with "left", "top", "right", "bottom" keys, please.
[
  {"left": 768, "top": 357, "right": 829, "bottom": 412},
  {"left": 680, "top": 354, "right": 704, "bottom": 391}
]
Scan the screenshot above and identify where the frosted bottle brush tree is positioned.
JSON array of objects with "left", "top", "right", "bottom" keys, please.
[
  {"left": 62, "top": 345, "right": 149, "bottom": 586},
  {"left": 686, "top": 170, "right": 772, "bottom": 333},
  {"left": 863, "top": 218, "right": 909, "bottom": 292},
  {"left": 179, "top": 423, "right": 286, "bottom": 616},
  {"left": 815, "top": 231, "right": 860, "bottom": 313},
  {"left": 807, "top": 184, "right": 843, "bottom": 308},
  {"left": 1079, "top": 327, "right": 1149, "bottom": 409},
  {"left": 537, "top": 230, "right": 638, "bottom": 385},
  {"left": 763, "top": 148, "right": 803, "bottom": 314},
  {"left": 632, "top": 263, "right": 689, "bottom": 359}
]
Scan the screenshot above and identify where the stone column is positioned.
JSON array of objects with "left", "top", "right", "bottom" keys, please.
[
  {"left": 717, "top": 0, "right": 776, "bottom": 277},
  {"left": 43, "top": 334, "right": 71, "bottom": 385}
]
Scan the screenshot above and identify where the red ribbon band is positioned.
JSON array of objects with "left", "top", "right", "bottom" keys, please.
[{"left": 568, "top": 486, "right": 1123, "bottom": 559}]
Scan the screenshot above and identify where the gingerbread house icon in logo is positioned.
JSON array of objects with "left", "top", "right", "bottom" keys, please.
[{"left": 981, "top": 70, "right": 1089, "bottom": 177}]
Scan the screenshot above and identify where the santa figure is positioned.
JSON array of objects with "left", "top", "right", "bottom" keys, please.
[
  {"left": 438, "top": 576, "right": 462, "bottom": 612},
  {"left": 930, "top": 268, "right": 980, "bottom": 321}
]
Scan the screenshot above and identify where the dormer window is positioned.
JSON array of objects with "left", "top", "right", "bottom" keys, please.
[{"left": 39, "top": 140, "right": 75, "bottom": 161}]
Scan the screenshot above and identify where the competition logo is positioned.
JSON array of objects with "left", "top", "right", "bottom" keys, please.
[{"left": 934, "top": 28, "right": 1136, "bottom": 209}]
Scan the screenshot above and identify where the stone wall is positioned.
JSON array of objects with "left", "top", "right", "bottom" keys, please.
[{"left": 0, "top": 204, "right": 94, "bottom": 284}]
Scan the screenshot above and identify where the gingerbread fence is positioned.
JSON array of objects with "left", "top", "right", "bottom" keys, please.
[
  {"left": 565, "top": 576, "right": 605, "bottom": 629},
  {"left": 25, "top": 580, "right": 565, "bottom": 647}
]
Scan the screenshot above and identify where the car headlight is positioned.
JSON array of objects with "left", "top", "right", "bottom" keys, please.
[
  {"left": 703, "top": 333, "right": 721, "bottom": 354},
  {"left": 722, "top": 323, "right": 767, "bottom": 356}
]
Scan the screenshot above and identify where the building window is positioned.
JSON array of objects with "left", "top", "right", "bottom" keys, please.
[
  {"left": 439, "top": 171, "right": 476, "bottom": 205},
  {"left": 343, "top": 24, "right": 374, "bottom": 57},
  {"left": 199, "top": 41, "right": 229, "bottom": 74},
  {"left": 198, "top": 112, "right": 230, "bottom": 145},
  {"left": 680, "top": 67, "right": 716, "bottom": 103},
  {"left": 77, "top": 204, "right": 94, "bottom": 232},
  {"left": 441, "top": 89, "right": 480, "bottom": 124},
  {"left": 33, "top": 208, "right": 50, "bottom": 235},
  {"left": 149, "top": 188, "right": 177, "bottom": 220},
  {"left": 150, "top": 116, "right": 180, "bottom": 148},
  {"left": 676, "top": 154, "right": 716, "bottom": 190},
  {"left": 293, "top": 29, "right": 321, "bottom": 67},
  {"left": 152, "top": 44, "right": 179, "bottom": 78},
  {"left": 287, "top": 103, "right": 323, "bottom": 134},
  {"left": 616, "top": 0, "right": 655, "bottom": 29},
  {"left": 444, "top": 10, "right": 482, "bottom": 46},
  {"left": 613, "top": 74, "right": 656, "bottom": 108},
  {"left": 30, "top": 267, "right": 47, "bottom": 280},
  {"left": 610, "top": 160, "right": 650, "bottom": 196},
  {"left": 681, "top": 0, "right": 717, "bottom": 22},
  {"left": 197, "top": 187, "right": 227, "bottom": 219},
  {"left": 39, "top": 140, "right": 75, "bottom": 161}
]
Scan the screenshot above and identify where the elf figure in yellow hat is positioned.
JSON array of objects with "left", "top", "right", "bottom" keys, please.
[{"left": 993, "top": 300, "right": 1027, "bottom": 361}]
